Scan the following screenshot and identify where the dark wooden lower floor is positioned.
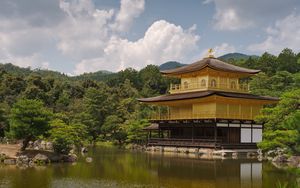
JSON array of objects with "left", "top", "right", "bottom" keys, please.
[{"left": 145, "top": 121, "right": 262, "bottom": 149}]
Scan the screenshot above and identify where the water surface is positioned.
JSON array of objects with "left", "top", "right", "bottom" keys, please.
[{"left": 0, "top": 146, "right": 298, "bottom": 188}]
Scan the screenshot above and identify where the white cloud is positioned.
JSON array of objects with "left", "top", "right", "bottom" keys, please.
[
  {"left": 57, "top": 1, "right": 114, "bottom": 60},
  {"left": 248, "top": 13, "right": 300, "bottom": 54},
  {"left": 111, "top": 0, "right": 145, "bottom": 32},
  {"left": 214, "top": 43, "right": 236, "bottom": 57},
  {"left": 0, "top": 0, "right": 62, "bottom": 70},
  {"left": 0, "top": 0, "right": 199, "bottom": 74},
  {"left": 213, "top": 8, "right": 253, "bottom": 31},
  {"left": 74, "top": 20, "right": 200, "bottom": 74},
  {"left": 207, "top": 0, "right": 299, "bottom": 31},
  {"left": 0, "top": 0, "right": 145, "bottom": 71},
  {"left": 56, "top": 0, "right": 145, "bottom": 60}
]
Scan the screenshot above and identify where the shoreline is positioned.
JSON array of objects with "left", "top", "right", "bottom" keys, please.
[
  {"left": 129, "top": 144, "right": 300, "bottom": 170},
  {"left": 0, "top": 143, "right": 78, "bottom": 167},
  {"left": 1, "top": 142, "right": 300, "bottom": 172}
]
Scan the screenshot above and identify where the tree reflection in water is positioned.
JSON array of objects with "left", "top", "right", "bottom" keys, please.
[{"left": 0, "top": 147, "right": 298, "bottom": 188}]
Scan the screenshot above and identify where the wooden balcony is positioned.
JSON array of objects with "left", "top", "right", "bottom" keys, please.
[
  {"left": 169, "top": 82, "right": 249, "bottom": 94},
  {"left": 151, "top": 112, "right": 254, "bottom": 121}
]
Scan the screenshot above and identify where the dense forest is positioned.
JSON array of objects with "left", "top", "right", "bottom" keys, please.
[{"left": 0, "top": 48, "right": 299, "bottom": 155}]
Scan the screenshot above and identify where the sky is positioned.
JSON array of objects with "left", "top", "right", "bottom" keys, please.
[{"left": 0, "top": 0, "right": 300, "bottom": 75}]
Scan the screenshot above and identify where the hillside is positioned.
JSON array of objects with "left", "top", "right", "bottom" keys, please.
[
  {"left": 0, "top": 52, "right": 259, "bottom": 80},
  {"left": 0, "top": 63, "right": 69, "bottom": 79},
  {"left": 159, "top": 61, "right": 186, "bottom": 71},
  {"left": 73, "top": 70, "right": 114, "bottom": 81},
  {"left": 218, "top": 53, "right": 258, "bottom": 61},
  {"left": 158, "top": 53, "right": 259, "bottom": 71}
]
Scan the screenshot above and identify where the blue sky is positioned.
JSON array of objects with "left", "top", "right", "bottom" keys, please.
[{"left": 0, "top": 0, "right": 299, "bottom": 74}]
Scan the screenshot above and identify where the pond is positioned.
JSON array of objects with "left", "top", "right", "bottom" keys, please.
[{"left": 0, "top": 146, "right": 298, "bottom": 188}]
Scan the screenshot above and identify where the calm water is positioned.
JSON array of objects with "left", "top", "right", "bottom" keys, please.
[{"left": 0, "top": 146, "right": 298, "bottom": 188}]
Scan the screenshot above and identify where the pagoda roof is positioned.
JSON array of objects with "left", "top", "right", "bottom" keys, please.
[
  {"left": 138, "top": 90, "right": 279, "bottom": 103},
  {"left": 160, "top": 57, "right": 260, "bottom": 75}
]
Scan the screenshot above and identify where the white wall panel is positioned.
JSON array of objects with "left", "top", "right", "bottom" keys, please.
[
  {"left": 252, "top": 129, "right": 262, "bottom": 143},
  {"left": 241, "top": 128, "right": 251, "bottom": 143}
]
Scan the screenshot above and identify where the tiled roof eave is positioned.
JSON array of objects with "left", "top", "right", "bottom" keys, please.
[{"left": 138, "top": 91, "right": 279, "bottom": 103}]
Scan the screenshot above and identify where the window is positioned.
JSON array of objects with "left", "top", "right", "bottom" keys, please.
[
  {"left": 210, "top": 79, "right": 217, "bottom": 88},
  {"left": 201, "top": 79, "right": 206, "bottom": 87},
  {"left": 183, "top": 81, "right": 188, "bottom": 89},
  {"left": 230, "top": 81, "right": 236, "bottom": 89}
]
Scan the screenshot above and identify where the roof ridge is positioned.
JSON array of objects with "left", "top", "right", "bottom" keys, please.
[{"left": 161, "top": 57, "right": 260, "bottom": 75}]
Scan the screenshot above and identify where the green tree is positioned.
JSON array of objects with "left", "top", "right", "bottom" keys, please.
[
  {"left": 79, "top": 84, "right": 112, "bottom": 140},
  {"left": 49, "top": 119, "right": 87, "bottom": 154},
  {"left": 0, "top": 104, "right": 8, "bottom": 137},
  {"left": 257, "top": 89, "right": 300, "bottom": 153},
  {"left": 0, "top": 74, "right": 26, "bottom": 105},
  {"left": 138, "top": 65, "right": 169, "bottom": 97},
  {"left": 101, "top": 115, "right": 126, "bottom": 144},
  {"left": 9, "top": 99, "right": 52, "bottom": 150},
  {"left": 257, "top": 52, "right": 277, "bottom": 75},
  {"left": 124, "top": 119, "right": 149, "bottom": 144},
  {"left": 250, "top": 71, "right": 296, "bottom": 97},
  {"left": 277, "top": 48, "right": 299, "bottom": 73}
]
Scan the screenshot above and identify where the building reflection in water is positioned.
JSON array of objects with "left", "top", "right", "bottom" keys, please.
[
  {"left": 150, "top": 153, "right": 263, "bottom": 188},
  {"left": 241, "top": 163, "right": 262, "bottom": 188}
]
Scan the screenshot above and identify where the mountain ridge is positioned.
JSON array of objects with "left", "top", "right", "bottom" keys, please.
[{"left": 0, "top": 52, "right": 258, "bottom": 81}]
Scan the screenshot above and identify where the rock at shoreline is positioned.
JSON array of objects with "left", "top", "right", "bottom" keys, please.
[
  {"left": 287, "top": 156, "right": 300, "bottom": 167},
  {"left": 86, "top": 157, "right": 93, "bottom": 163},
  {"left": 40, "top": 141, "right": 46, "bottom": 150},
  {"left": 17, "top": 155, "right": 30, "bottom": 165},
  {"left": 0, "top": 153, "right": 7, "bottom": 162},
  {"left": 272, "top": 155, "right": 288, "bottom": 163},
  {"left": 28, "top": 141, "right": 34, "bottom": 149},
  {"left": 4, "top": 159, "right": 16, "bottom": 165},
  {"left": 63, "top": 153, "right": 77, "bottom": 162},
  {"left": 33, "top": 153, "right": 50, "bottom": 164},
  {"left": 33, "top": 140, "right": 41, "bottom": 150},
  {"left": 46, "top": 142, "right": 53, "bottom": 151},
  {"left": 81, "top": 147, "right": 88, "bottom": 153}
]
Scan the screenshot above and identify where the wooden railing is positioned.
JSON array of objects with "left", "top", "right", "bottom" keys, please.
[
  {"left": 169, "top": 82, "right": 249, "bottom": 94},
  {"left": 148, "top": 138, "right": 222, "bottom": 148},
  {"left": 151, "top": 112, "right": 254, "bottom": 120}
]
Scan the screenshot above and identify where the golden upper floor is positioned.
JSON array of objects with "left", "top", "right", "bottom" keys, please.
[
  {"left": 148, "top": 95, "right": 278, "bottom": 121},
  {"left": 169, "top": 68, "right": 249, "bottom": 94},
  {"left": 161, "top": 57, "right": 260, "bottom": 94},
  {"left": 138, "top": 86, "right": 279, "bottom": 121}
]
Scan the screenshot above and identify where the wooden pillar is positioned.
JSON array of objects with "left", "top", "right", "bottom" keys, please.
[
  {"left": 192, "top": 125, "right": 194, "bottom": 143},
  {"left": 227, "top": 122, "right": 230, "bottom": 143},
  {"left": 158, "top": 107, "right": 161, "bottom": 120},
  {"left": 239, "top": 104, "right": 241, "bottom": 119},
  {"left": 251, "top": 124, "right": 253, "bottom": 143},
  {"left": 227, "top": 77, "right": 229, "bottom": 89},
  {"left": 214, "top": 122, "right": 217, "bottom": 144}
]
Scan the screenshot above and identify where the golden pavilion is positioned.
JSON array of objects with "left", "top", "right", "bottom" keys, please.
[{"left": 139, "top": 50, "right": 278, "bottom": 149}]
